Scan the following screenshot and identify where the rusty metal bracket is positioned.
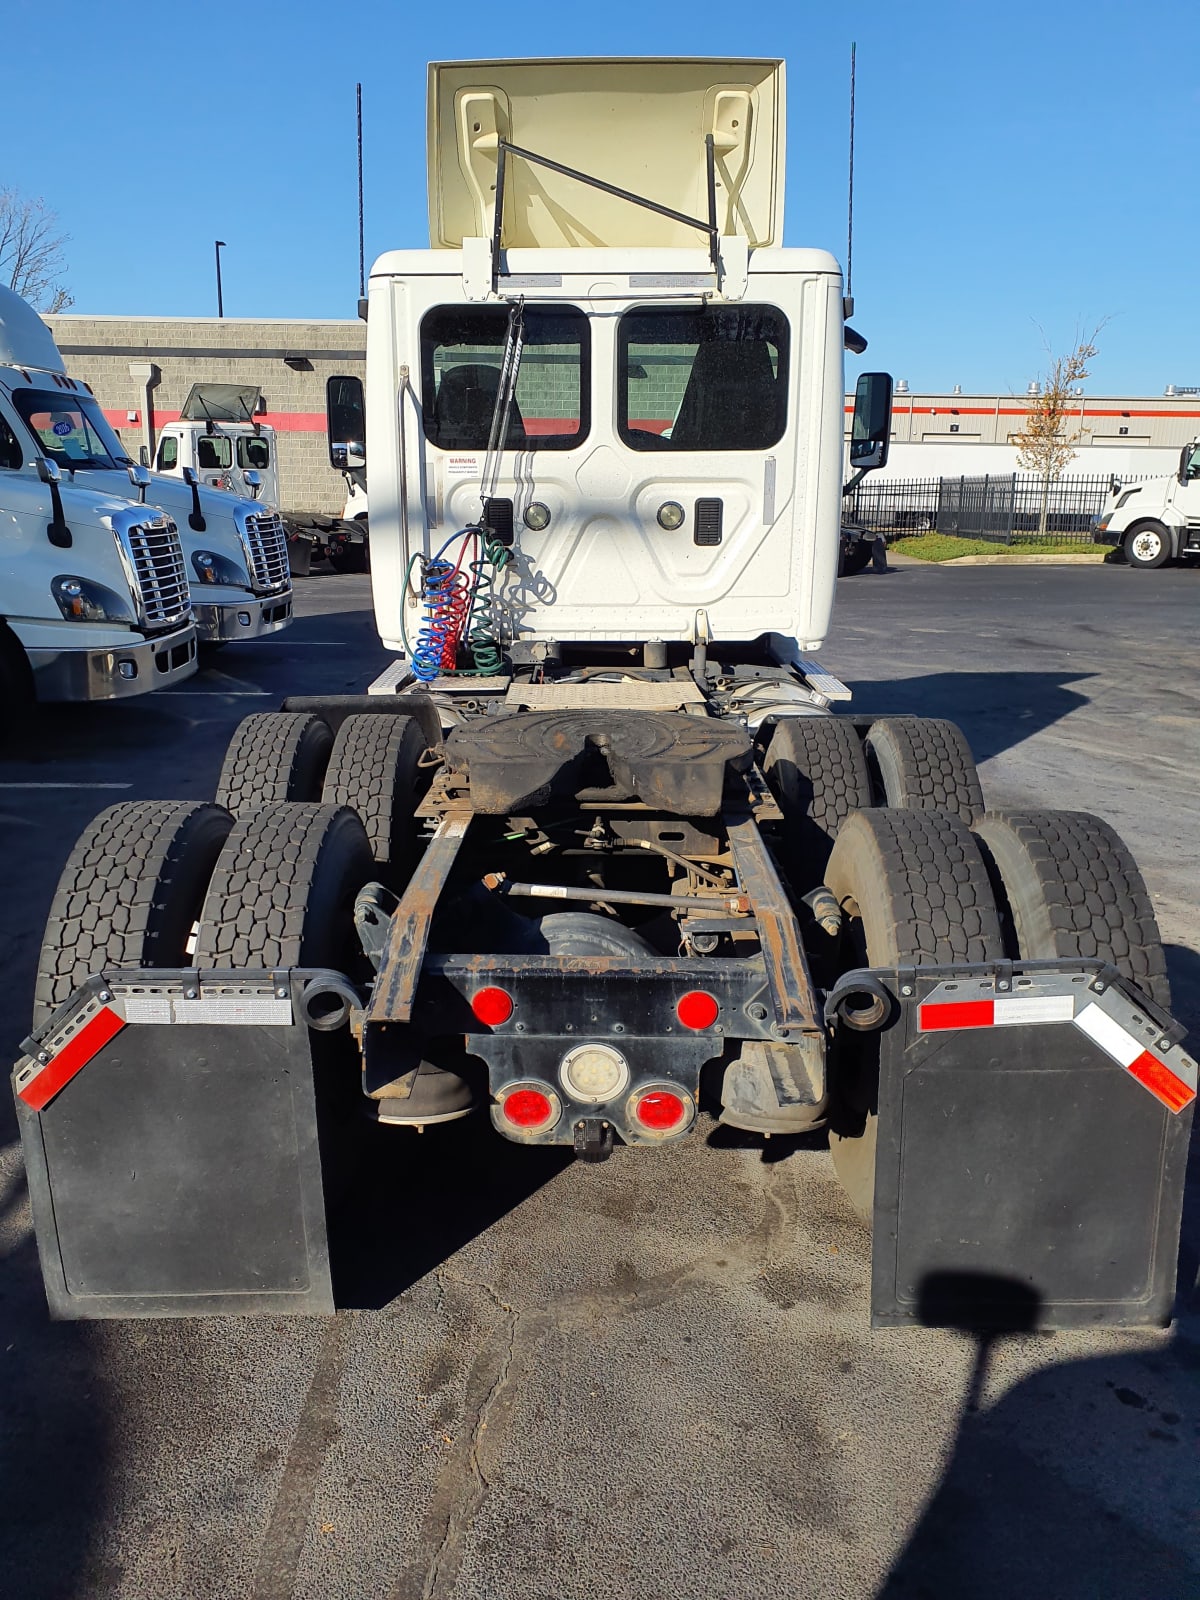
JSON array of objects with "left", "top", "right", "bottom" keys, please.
[
  {"left": 724, "top": 809, "right": 822, "bottom": 1035},
  {"left": 365, "top": 814, "right": 472, "bottom": 1024}
]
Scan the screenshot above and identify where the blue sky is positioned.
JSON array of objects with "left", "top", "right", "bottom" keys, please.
[{"left": 5, "top": 0, "right": 1196, "bottom": 394}]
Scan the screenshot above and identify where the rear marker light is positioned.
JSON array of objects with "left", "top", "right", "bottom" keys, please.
[
  {"left": 676, "top": 991, "right": 719, "bottom": 1031},
  {"left": 471, "top": 987, "right": 514, "bottom": 1026},
  {"left": 501, "top": 1087, "right": 557, "bottom": 1130},
  {"left": 630, "top": 1088, "right": 690, "bottom": 1133}
]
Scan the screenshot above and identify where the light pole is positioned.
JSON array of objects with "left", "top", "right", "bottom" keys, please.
[{"left": 214, "top": 240, "right": 226, "bottom": 318}]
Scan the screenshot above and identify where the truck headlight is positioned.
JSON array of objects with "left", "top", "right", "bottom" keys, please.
[
  {"left": 191, "top": 549, "right": 249, "bottom": 587},
  {"left": 51, "top": 575, "right": 137, "bottom": 623}
]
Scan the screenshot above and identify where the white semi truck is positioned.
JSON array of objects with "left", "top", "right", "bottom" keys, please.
[
  {"left": 0, "top": 293, "right": 198, "bottom": 711},
  {"left": 15, "top": 59, "right": 1192, "bottom": 1331},
  {"left": 0, "top": 292, "right": 294, "bottom": 646},
  {"left": 152, "top": 383, "right": 281, "bottom": 506},
  {"left": 1094, "top": 439, "right": 1200, "bottom": 567}
]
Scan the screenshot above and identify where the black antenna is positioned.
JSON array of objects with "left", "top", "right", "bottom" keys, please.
[
  {"left": 357, "top": 83, "right": 366, "bottom": 300},
  {"left": 846, "top": 42, "right": 856, "bottom": 313}
]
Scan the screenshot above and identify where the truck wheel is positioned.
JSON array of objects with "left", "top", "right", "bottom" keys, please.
[
  {"left": 824, "top": 807, "right": 1005, "bottom": 1219},
  {"left": 194, "top": 803, "right": 374, "bottom": 970},
  {"left": 839, "top": 541, "right": 873, "bottom": 576},
  {"left": 763, "top": 716, "right": 872, "bottom": 882},
  {"left": 973, "top": 809, "right": 1169, "bottom": 1010},
  {"left": 214, "top": 712, "right": 334, "bottom": 814},
  {"left": 320, "top": 713, "right": 428, "bottom": 876},
  {"left": 1124, "top": 521, "right": 1172, "bottom": 569},
  {"left": 328, "top": 544, "right": 368, "bottom": 575},
  {"left": 863, "top": 716, "right": 984, "bottom": 825},
  {"left": 33, "top": 801, "right": 233, "bottom": 1028}
]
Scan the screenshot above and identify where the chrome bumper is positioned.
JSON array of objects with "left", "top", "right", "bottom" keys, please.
[
  {"left": 192, "top": 590, "right": 293, "bottom": 642},
  {"left": 29, "top": 626, "right": 198, "bottom": 702}
]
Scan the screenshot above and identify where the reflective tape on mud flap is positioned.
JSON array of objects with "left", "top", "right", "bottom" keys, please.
[
  {"left": 917, "top": 977, "right": 1197, "bottom": 1114},
  {"left": 14, "top": 979, "right": 294, "bottom": 1112}
]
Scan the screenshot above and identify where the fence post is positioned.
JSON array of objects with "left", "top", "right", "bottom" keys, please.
[{"left": 1008, "top": 474, "right": 1017, "bottom": 545}]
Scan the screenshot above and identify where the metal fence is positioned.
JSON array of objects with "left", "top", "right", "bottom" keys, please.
[{"left": 845, "top": 472, "right": 1148, "bottom": 544}]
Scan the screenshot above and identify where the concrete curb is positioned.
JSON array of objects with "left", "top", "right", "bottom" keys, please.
[{"left": 938, "top": 551, "right": 1110, "bottom": 566}]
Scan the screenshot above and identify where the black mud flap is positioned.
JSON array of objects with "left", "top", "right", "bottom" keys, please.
[
  {"left": 13, "top": 969, "right": 338, "bottom": 1320},
  {"left": 865, "top": 966, "right": 1196, "bottom": 1329}
]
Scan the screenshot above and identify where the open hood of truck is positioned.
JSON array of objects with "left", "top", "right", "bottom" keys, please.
[
  {"left": 179, "top": 383, "right": 262, "bottom": 423},
  {"left": 428, "top": 57, "right": 785, "bottom": 252}
]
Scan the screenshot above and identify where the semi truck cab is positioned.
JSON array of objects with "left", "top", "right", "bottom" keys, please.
[
  {"left": 0, "top": 297, "right": 293, "bottom": 645},
  {"left": 1095, "top": 437, "right": 1200, "bottom": 567},
  {"left": 153, "top": 383, "right": 282, "bottom": 508},
  {"left": 0, "top": 291, "right": 197, "bottom": 705}
]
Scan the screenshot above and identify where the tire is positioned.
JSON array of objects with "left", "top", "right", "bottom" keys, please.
[
  {"left": 328, "top": 544, "right": 368, "bottom": 575},
  {"left": 864, "top": 716, "right": 984, "bottom": 825},
  {"left": 1124, "top": 521, "right": 1173, "bottom": 569},
  {"left": 194, "top": 803, "right": 374, "bottom": 971},
  {"left": 839, "top": 541, "right": 873, "bottom": 576},
  {"left": 763, "top": 716, "right": 872, "bottom": 883},
  {"left": 214, "top": 711, "right": 334, "bottom": 814},
  {"left": 319, "top": 713, "right": 427, "bottom": 875},
  {"left": 823, "top": 807, "right": 1005, "bottom": 1219},
  {"left": 973, "top": 809, "right": 1169, "bottom": 1010},
  {"left": 33, "top": 801, "right": 233, "bottom": 1028}
]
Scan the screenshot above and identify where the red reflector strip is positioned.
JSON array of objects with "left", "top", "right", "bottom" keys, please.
[
  {"left": 17, "top": 1006, "right": 125, "bottom": 1112},
  {"left": 1126, "top": 1051, "right": 1196, "bottom": 1114},
  {"left": 919, "top": 999, "right": 994, "bottom": 1031}
]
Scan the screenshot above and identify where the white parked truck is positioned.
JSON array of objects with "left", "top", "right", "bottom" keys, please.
[
  {"left": 0, "top": 291, "right": 294, "bottom": 646},
  {"left": 1094, "top": 439, "right": 1200, "bottom": 567},
  {"left": 0, "top": 293, "right": 197, "bottom": 709},
  {"left": 16, "top": 59, "right": 1192, "bottom": 1331},
  {"left": 152, "top": 383, "right": 281, "bottom": 507}
]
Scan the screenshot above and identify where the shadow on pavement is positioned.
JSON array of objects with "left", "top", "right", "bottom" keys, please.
[
  {"left": 328, "top": 1109, "right": 573, "bottom": 1311},
  {"left": 880, "top": 1221, "right": 1200, "bottom": 1598},
  {"left": 843, "top": 670, "right": 1094, "bottom": 768},
  {"left": 0, "top": 1190, "right": 108, "bottom": 1600}
]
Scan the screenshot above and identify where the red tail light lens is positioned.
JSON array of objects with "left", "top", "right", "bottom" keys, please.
[
  {"left": 501, "top": 1087, "right": 555, "bottom": 1129},
  {"left": 633, "top": 1089, "right": 687, "bottom": 1130},
  {"left": 471, "top": 986, "right": 514, "bottom": 1025},
  {"left": 676, "top": 990, "right": 719, "bottom": 1030}
]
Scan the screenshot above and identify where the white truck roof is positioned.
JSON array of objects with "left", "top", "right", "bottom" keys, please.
[
  {"left": 0, "top": 284, "right": 67, "bottom": 375},
  {"left": 427, "top": 57, "right": 785, "bottom": 251}
]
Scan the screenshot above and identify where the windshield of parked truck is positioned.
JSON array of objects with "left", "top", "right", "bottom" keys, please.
[
  {"left": 618, "top": 305, "right": 788, "bottom": 451},
  {"left": 12, "top": 388, "right": 130, "bottom": 469}
]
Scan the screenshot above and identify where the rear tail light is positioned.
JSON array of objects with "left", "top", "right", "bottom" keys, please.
[
  {"left": 472, "top": 986, "right": 514, "bottom": 1025},
  {"left": 676, "top": 991, "right": 719, "bottom": 1030},
  {"left": 499, "top": 1084, "right": 560, "bottom": 1132},
  {"left": 628, "top": 1085, "right": 694, "bottom": 1136}
]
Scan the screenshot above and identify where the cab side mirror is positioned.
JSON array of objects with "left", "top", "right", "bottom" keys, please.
[
  {"left": 182, "top": 466, "right": 199, "bottom": 487},
  {"left": 326, "top": 375, "right": 366, "bottom": 470},
  {"left": 243, "top": 469, "right": 263, "bottom": 499},
  {"left": 138, "top": 445, "right": 150, "bottom": 467},
  {"left": 127, "top": 462, "right": 151, "bottom": 504},
  {"left": 850, "top": 372, "right": 893, "bottom": 471},
  {"left": 36, "top": 457, "right": 61, "bottom": 486}
]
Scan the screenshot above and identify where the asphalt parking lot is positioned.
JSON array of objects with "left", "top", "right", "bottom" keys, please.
[{"left": 1, "top": 561, "right": 1197, "bottom": 1600}]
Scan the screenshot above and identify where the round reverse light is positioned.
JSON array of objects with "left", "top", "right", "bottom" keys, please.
[
  {"left": 657, "top": 501, "right": 685, "bottom": 531},
  {"left": 676, "top": 990, "right": 720, "bottom": 1031},
  {"left": 523, "top": 501, "right": 551, "bottom": 531},
  {"left": 559, "top": 1042, "right": 630, "bottom": 1104},
  {"left": 471, "top": 986, "right": 514, "bottom": 1026},
  {"left": 500, "top": 1084, "right": 559, "bottom": 1131},
  {"left": 628, "top": 1085, "right": 694, "bottom": 1136}
]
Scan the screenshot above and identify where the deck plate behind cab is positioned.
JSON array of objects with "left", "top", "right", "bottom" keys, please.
[{"left": 444, "top": 708, "right": 751, "bottom": 814}]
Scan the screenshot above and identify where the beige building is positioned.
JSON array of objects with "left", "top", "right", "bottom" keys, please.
[{"left": 45, "top": 314, "right": 366, "bottom": 518}]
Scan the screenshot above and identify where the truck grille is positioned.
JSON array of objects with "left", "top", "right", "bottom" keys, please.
[
  {"left": 125, "top": 517, "right": 191, "bottom": 628},
  {"left": 242, "top": 512, "right": 291, "bottom": 592}
]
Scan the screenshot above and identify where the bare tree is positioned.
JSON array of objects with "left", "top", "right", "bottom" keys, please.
[
  {"left": 1012, "top": 326, "right": 1103, "bottom": 537},
  {"left": 0, "top": 189, "right": 73, "bottom": 313}
]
